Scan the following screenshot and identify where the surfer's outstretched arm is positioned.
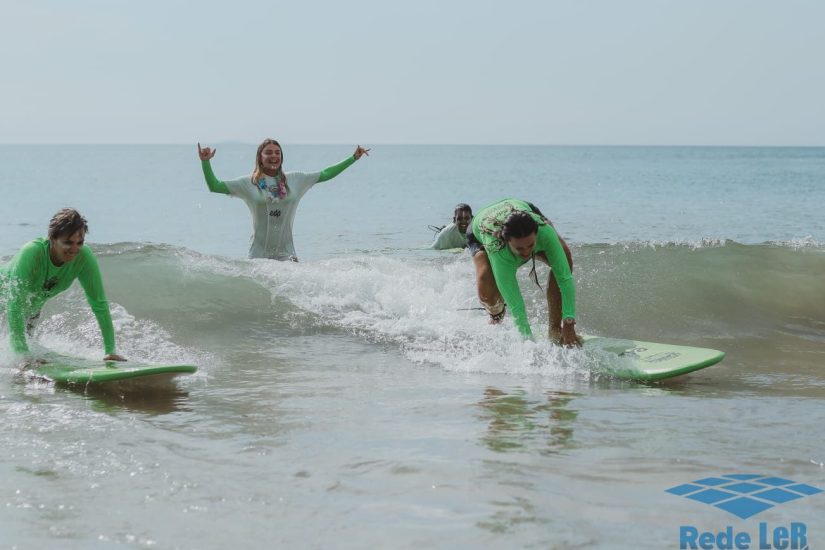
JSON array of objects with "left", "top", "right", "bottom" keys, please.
[
  {"left": 2, "top": 243, "right": 40, "bottom": 356},
  {"left": 316, "top": 145, "right": 370, "bottom": 183},
  {"left": 488, "top": 259, "right": 533, "bottom": 339},
  {"left": 76, "top": 248, "right": 125, "bottom": 362},
  {"left": 197, "top": 143, "right": 230, "bottom": 194},
  {"left": 535, "top": 225, "right": 579, "bottom": 347}
]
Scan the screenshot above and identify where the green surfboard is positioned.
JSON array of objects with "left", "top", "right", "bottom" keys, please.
[
  {"left": 31, "top": 355, "right": 197, "bottom": 385},
  {"left": 583, "top": 335, "right": 725, "bottom": 381}
]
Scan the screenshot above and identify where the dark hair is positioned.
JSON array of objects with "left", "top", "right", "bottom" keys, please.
[
  {"left": 48, "top": 208, "right": 89, "bottom": 240},
  {"left": 526, "top": 202, "right": 547, "bottom": 221},
  {"left": 500, "top": 211, "right": 538, "bottom": 241},
  {"left": 453, "top": 203, "right": 472, "bottom": 220}
]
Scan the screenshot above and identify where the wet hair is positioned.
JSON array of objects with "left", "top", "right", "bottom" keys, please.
[
  {"left": 500, "top": 211, "right": 538, "bottom": 241},
  {"left": 526, "top": 202, "right": 547, "bottom": 222},
  {"left": 453, "top": 203, "right": 473, "bottom": 221},
  {"left": 251, "top": 138, "right": 288, "bottom": 190},
  {"left": 48, "top": 208, "right": 88, "bottom": 240}
]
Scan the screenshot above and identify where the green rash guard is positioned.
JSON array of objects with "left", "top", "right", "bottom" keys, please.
[
  {"left": 472, "top": 198, "right": 576, "bottom": 339},
  {"left": 0, "top": 238, "right": 117, "bottom": 356}
]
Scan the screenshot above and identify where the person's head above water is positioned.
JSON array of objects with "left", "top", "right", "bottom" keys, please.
[
  {"left": 253, "top": 139, "right": 285, "bottom": 179},
  {"left": 500, "top": 211, "right": 539, "bottom": 260},
  {"left": 453, "top": 203, "right": 473, "bottom": 233},
  {"left": 48, "top": 208, "right": 88, "bottom": 240},
  {"left": 47, "top": 208, "right": 89, "bottom": 266}
]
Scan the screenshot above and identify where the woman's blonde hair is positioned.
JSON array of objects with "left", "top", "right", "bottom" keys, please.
[{"left": 251, "top": 138, "right": 287, "bottom": 192}]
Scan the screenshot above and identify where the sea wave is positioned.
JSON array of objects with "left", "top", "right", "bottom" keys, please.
[{"left": 2, "top": 241, "right": 823, "bottom": 378}]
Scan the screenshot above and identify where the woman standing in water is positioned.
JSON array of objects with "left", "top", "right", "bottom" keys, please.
[{"left": 197, "top": 140, "right": 369, "bottom": 261}]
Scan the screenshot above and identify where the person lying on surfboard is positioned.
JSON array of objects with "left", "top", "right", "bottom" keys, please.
[
  {"left": 467, "top": 198, "right": 581, "bottom": 347},
  {"left": 429, "top": 203, "right": 473, "bottom": 250},
  {"left": 197, "top": 139, "right": 369, "bottom": 262},
  {"left": 0, "top": 208, "right": 127, "bottom": 365}
]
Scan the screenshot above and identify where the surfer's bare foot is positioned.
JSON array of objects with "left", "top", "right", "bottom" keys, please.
[
  {"left": 486, "top": 302, "right": 506, "bottom": 325},
  {"left": 488, "top": 308, "right": 506, "bottom": 325},
  {"left": 103, "top": 354, "right": 127, "bottom": 362}
]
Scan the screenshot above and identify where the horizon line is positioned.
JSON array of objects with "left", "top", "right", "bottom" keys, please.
[{"left": 1, "top": 142, "right": 823, "bottom": 148}]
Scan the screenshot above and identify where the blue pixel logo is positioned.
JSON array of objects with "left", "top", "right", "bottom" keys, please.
[
  {"left": 665, "top": 474, "right": 822, "bottom": 519},
  {"left": 666, "top": 474, "right": 822, "bottom": 550}
]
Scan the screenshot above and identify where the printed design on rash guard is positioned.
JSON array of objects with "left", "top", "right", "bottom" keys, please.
[
  {"left": 476, "top": 202, "right": 519, "bottom": 253},
  {"left": 256, "top": 178, "right": 288, "bottom": 201}
]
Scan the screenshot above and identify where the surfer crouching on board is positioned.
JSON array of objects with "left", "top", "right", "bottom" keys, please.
[
  {"left": 467, "top": 198, "right": 581, "bottom": 346},
  {"left": 0, "top": 208, "right": 127, "bottom": 366},
  {"left": 197, "top": 140, "right": 369, "bottom": 261}
]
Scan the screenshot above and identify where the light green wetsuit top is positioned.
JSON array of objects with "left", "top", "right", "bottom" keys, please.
[
  {"left": 201, "top": 155, "right": 357, "bottom": 260},
  {"left": 430, "top": 223, "right": 468, "bottom": 250},
  {"left": 472, "top": 198, "right": 576, "bottom": 339},
  {"left": 0, "top": 238, "right": 116, "bottom": 356}
]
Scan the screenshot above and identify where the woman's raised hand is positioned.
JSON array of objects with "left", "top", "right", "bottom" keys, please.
[
  {"left": 353, "top": 145, "right": 370, "bottom": 160},
  {"left": 198, "top": 143, "right": 217, "bottom": 161}
]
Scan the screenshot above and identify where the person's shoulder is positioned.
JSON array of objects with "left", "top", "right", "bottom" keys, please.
[
  {"left": 74, "top": 244, "right": 100, "bottom": 267},
  {"left": 477, "top": 198, "right": 518, "bottom": 214},
  {"left": 535, "top": 223, "right": 560, "bottom": 248},
  {"left": 284, "top": 171, "right": 320, "bottom": 194},
  {"left": 224, "top": 175, "right": 253, "bottom": 192},
  {"left": 25, "top": 237, "right": 47, "bottom": 248},
  {"left": 509, "top": 198, "right": 532, "bottom": 210},
  {"left": 18, "top": 238, "right": 48, "bottom": 258},
  {"left": 537, "top": 223, "right": 558, "bottom": 237},
  {"left": 430, "top": 224, "right": 454, "bottom": 249},
  {"left": 286, "top": 171, "right": 318, "bottom": 183},
  {"left": 4, "top": 239, "right": 47, "bottom": 274}
]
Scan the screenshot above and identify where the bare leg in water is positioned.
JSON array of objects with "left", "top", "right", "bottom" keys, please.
[{"left": 471, "top": 250, "right": 505, "bottom": 323}]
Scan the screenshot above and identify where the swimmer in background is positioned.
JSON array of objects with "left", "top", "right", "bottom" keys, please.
[{"left": 430, "top": 203, "right": 473, "bottom": 250}]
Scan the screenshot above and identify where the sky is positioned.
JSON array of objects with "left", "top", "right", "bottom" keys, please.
[{"left": 0, "top": 0, "right": 823, "bottom": 145}]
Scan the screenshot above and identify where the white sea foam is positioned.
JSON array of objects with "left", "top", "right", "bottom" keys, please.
[
  {"left": 174, "top": 253, "right": 598, "bottom": 378},
  {"left": 6, "top": 286, "right": 214, "bottom": 376}
]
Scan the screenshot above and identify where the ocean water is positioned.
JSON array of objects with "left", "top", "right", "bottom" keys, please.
[{"left": 1, "top": 145, "right": 824, "bottom": 548}]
